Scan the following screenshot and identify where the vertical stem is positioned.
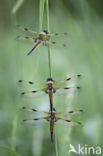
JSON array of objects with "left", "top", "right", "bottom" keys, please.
[
  {"left": 11, "top": 115, "right": 18, "bottom": 149},
  {"left": 39, "top": 0, "right": 45, "bottom": 32},
  {"left": 55, "top": 128, "right": 59, "bottom": 156},
  {"left": 46, "top": 0, "right": 52, "bottom": 78}
]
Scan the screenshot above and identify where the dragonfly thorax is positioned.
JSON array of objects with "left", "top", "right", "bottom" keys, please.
[
  {"left": 47, "top": 109, "right": 57, "bottom": 122},
  {"left": 38, "top": 34, "right": 44, "bottom": 40},
  {"left": 45, "top": 83, "right": 56, "bottom": 93}
]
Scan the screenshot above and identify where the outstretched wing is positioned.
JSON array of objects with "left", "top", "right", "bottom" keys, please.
[
  {"left": 55, "top": 117, "right": 82, "bottom": 127},
  {"left": 48, "top": 32, "right": 68, "bottom": 37},
  {"left": 55, "top": 86, "right": 80, "bottom": 94},
  {"left": 17, "top": 25, "right": 39, "bottom": 36},
  {"left": 54, "top": 75, "right": 81, "bottom": 85},
  {"left": 23, "top": 116, "right": 49, "bottom": 125},
  {"left": 56, "top": 110, "right": 83, "bottom": 116},
  {"left": 22, "top": 107, "right": 50, "bottom": 114},
  {"left": 16, "top": 36, "right": 38, "bottom": 41},
  {"left": 46, "top": 40, "right": 66, "bottom": 47},
  {"left": 21, "top": 88, "right": 47, "bottom": 96},
  {"left": 18, "top": 79, "right": 46, "bottom": 86}
]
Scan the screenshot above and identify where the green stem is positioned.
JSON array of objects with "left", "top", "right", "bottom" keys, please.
[
  {"left": 11, "top": 115, "right": 18, "bottom": 149},
  {"left": 46, "top": 0, "right": 52, "bottom": 77},
  {"left": 0, "top": 146, "right": 21, "bottom": 156},
  {"left": 39, "top": 0, "right": 45, "bottom": 32},
  {"left": 54, "top": 127, "right": 59, "bottom": 156}
]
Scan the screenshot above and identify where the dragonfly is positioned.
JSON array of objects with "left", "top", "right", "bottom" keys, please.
[
  {"left": 22, "top": 106, "right": 83, "bottom": 142},
  {"left": 18, "top": 75, "right": 81, "bottom": 111},
  {"left": 16, "top": 25, "right": 67, "bottom": 55}
]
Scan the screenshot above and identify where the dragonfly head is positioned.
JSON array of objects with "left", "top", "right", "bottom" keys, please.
[
  {"left": 43, "top": 30, "right": 49, "bottom": 34},
  {"left": 47, "top": 77, "right": 54, "bottom": 83}
]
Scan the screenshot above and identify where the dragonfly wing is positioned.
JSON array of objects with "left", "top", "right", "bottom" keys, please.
[
  {"left": 16, "top": 36, "right": 38, "bottom": 41},
  {"left": 54, "top": 75, "right": 81, "bottom": 85},
  {"left": 46, "top": 40, "right": 66, "bottom": 47},
  {"left": 49, "top": 32, "right": 68, "bottom": 37},
  {"left": 18, "top": 79, "right": 46, "bottom": 87},
  {"left": 21, "top": 88, "right": 46, "bottom": 97},
  {"left": 56, "top": 110, "right": 83, "bottom": 116},
  {"left": 22, "top": 107, "right": 50, "bottom": 114},
  {"left": 23, "top": 116, "right": 49, "bottom": 125},
  {"left": 17, "top": 25, "right": 39, "bottom": 35},
  {"left": 55, "top": 117, "right": 81, "bottom": 127},
  {"left": 55, "top": 86, "right": 80, "bottom": 95}
]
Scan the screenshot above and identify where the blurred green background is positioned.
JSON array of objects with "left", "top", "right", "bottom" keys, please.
[{"left": 0, "top": 0, "right": 103, "bottom": 156}]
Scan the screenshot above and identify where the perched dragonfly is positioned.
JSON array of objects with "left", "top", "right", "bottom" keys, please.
[
  {"left": 16, "top": 25, "right": 67, "bottom": 55},
  {"left": 22, "top": 107, "right": 83, "bottom": 142},
  {"left": 18, "top": 75, "right": 81, "bottom": 111}
]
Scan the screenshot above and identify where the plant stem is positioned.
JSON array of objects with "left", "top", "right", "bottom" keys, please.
[
  {"left": 46, "top": 0, "right": 52, "bottom": 77},
  {"left": 55, "top": 128, "right": 59, "bottom": 156},
  {"left": 0, "top": 146, "right": 21, "bottom": 156},
  {"left": 39, "top": 0, "right": 45, "bottom": 32}
]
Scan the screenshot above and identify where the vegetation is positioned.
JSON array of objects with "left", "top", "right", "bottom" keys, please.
[{"left": 0, "top": 0, "right": 103, "bottom": 156}]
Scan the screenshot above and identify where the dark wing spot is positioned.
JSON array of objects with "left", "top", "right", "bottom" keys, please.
[
  {"left": 68, "top": 111, "right": 74, "bottom": 113},
  {"left": 79, "top": 110, "right": 83, "bottom": 112},
  {"left": 77, "top": 87, "right": 80, "bottom": 89},
  {"left": 32, "top": 91, "right": 37, "bottom": 93},
  {"left": 23, "top": 119, "right": 27, "bottom": 122},
  {"left": 21, "top": 92, "right": 25, "bottom": 95},
  {"left": 54, "top": 33, "right": 58, "bottom": 36},
  {"left": 32, "top": 109, "right": 37, "bottom": 112},
  {"left": 22, "top": 107, "right": 26, "bottom": 109},
  {"left": 18, "top": 80, "right": 22, "bottom": 82},
  {"left": 77, "top": 122, "right": 81, "bottom": 125},
  {"left": 28, "top": 81, "right": 34, "bottom": 84},
  {"left": 64, "top": 87, "right": 70, "bottom": 89},
  {"left": 66, "top": 120, "right": 71, "bottom": 122},
  {"left": 77, "top": 74, "right": 81, "bottom": 77},
  {"left": 34, "top": 118, "right": 39, "bottom": 120},
  {"left": 52, "top": 41, "right": 56, "bottom": 44},
  {"left": 25, "top": 36, "right": 29, "bottom": 39},
  {"left": 24, "top": 28, "right": 28, "bottom": 31},
  {"left": 66, "top": 78, "right": 71, "bottom": 81}
]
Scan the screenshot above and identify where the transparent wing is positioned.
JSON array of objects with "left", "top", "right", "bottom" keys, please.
[
  {"left": 55, "top": 86, "right": 80, "bottom": 94},
  {"left": 16, "top": 36, "right": 38, "bottom": 41},
  {"left": 49, "top": 32, "right": 68, "bottom": 37},
  {"left": 46, "top": 40, "right": 66, "bottom": 47},
  {"left": 22, "top": 106, "right": 50, "bottom": 114},
  {"left": 17, "top": 25, "right": 39, "bottom": 36},
  {"left": 21, "top": 88, "right": 47, "bottom": 96},
  {"left": 23, "top": 116, "right": 49, "bottom": 125},
  {"left": 55, "top": 117, "right": 81, "bottom": 127},
  {"left": 56, "top": 110, "right": 83, "bottom": 116},
  {"left": 18, "top": 79, "right": 46, "bottom": 87},
  {"left": 54, "top": 75, "right": 81, "bottom": 85}
]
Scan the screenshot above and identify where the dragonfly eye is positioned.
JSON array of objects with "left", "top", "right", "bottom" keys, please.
[
  {"left": 43, "top": 30, "right": 49, "bottom": 34},
  {"left": 45, "top": 89, "right": 49, "bottom": 94},
  {"left": 53, "top": 89, "right": 56, "bottom": 93},
  {"left": 47, "top": 77, "right": 54, "bottom": 82}
]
